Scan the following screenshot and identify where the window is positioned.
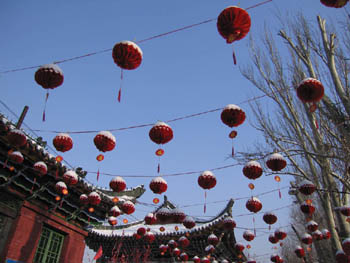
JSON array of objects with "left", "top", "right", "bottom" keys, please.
[{"left": 33, "top": 226, "right": 64, "bottom": 263}]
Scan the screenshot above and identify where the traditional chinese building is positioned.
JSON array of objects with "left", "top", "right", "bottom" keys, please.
[
  {"left": 0, "top": 113, "right": 145, "bottom": 263},
  {"left": 86, "top": 196, "right": 244, "bottom": 263}
]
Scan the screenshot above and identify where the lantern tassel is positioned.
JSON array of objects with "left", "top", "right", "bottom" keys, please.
[
  {"left": 31, "top": 177, "right": 37, "bottom": 194},
  {"left": 42, "top": 91, "right": 49, "bottom": 122},
  {"left": 204, "top": 191, "right": 207, "bottom": 214},
  {"left": 118, "top": 69, "right": 123, "bottom": 102},
  {"left": 278, "top": 188, "right": 282, "bottom": 199},
  {"left": 232, "top": 145, "right": 234, "bottom": 157},
  {"left": 157, "top": 163, "right": 160, "bottom": 174},
  {"left": 97, "top": 168, "right": 100, "bottom": 181},
  {"left": 232, "top": 49, "right": 237, "bottom": 65}
]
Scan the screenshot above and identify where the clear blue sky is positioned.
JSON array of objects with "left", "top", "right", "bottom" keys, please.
[{"left": 0, "top": 1, "right": 341, "bottom": 262}]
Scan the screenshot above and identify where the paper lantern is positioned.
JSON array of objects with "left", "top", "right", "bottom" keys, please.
[
  {"left": 159, "top": 244, "right": 168, "bottom": 254},
  {"left": 183, "top": 216, "right": 196, "bottom": 229},
  {"left": 266, "top": 153, "right": 286, "bottom": 172},
  {"left": 320, "top": 0, "right": 349, "bottom": 8},
  {"left": 263, "top": 212, "right": 278, "bottom": 226},
  {"left": 149, "top": 176, "right": 168, "bottom": 194},
  {"left": 300, "top": 200, "right": 316, "bottom": 215},
  {"left": 322, "top": 229, "right": 331, "bottom": 239},
  {"left": 172, "top": 248, "right": 181, "bottom": 257},
  {"left": 198, "top": 170, "right": 217, "bottom": 190},
  {"left": 306, "top": 220, "right": 318, "bottom": 232},
  {"left": 180, "top": 253, "right": 189, "bottom": 261},
  {"left": 205, "top": 244, "right": 215, "bottom": 254},
  {"left": 269, "top": 234, "right": 279, "bottom": 244},
  {"left": 340, "top": 206, "right": 350, "bottom": 216},
  {"left": 145, "top": 213, "right": 157, "bottom": 225},
  {"left": 297, "top": 78, "right": 324, "bottom": 111},
  {"left": 156, "top": 207, "right": 172, "bottom": 223},
  {"left": 243, "top": 161, "right": 263, "bottom": 180},
  {"left": 53, "top": 133, "right": 73, "bottom": 153},
  {"left": 88, "top": 192, "right": 101, "bottom": 206},
  {"left": 9, "top": 151, "right": 24, "bottom": 164},
  {"left": 137, "top": 226, "right": 146, "bottom": 236},
  {"left": 301, "top": 233, "right": 313, "bottom": 245},
  {"left": 201, "top": 257, "right": 210, "bottom": 263},
  {"left": 246, "top": 197, "right": 262, "bottom": 213},
  {"left": 108, "top": 216, "right": 117, "bottom": 226},
  {"left": 243, "top": 230, "right": 255, "bottom": 242},
  {"left": 63, "top": 170, "right": 78, "bottom": 186},
  {"left": 109, "top": 206, "right": 121, "bottom": 217},
  {"left": 193, "top": 256, "right": 201, "bottom": 263},
  {"left": 33, "top": 161, "right": 47, "bottom": 176},
  {"left": 113, "top": 41, "right": 142, "bottom": 70},
  {"left": 55, "top": 181, "right": 68, "bottom": 195},
  {"left": 133, "top": 233, "right": 141, "bottom": 240},
  {"left": 171, "top": 208, "right": 186, "bottom": 223},
  {"left": 207, "top": 234, "right": 219, "bottom": 246},
  {"left": 144, "top": 232, "right": 155, "bottom": 243},
  {"left": 121, "top": 201, "right": 135, "bottom": 215},
  {"left": 234, "top": 242, "right": 245, "bottom": 252},
  {"left": 299, "top": 180, "right": 316, "bottom": 195},
  {"left": 312, "top": 230, "right": 323, "bottom": 241},
  {"left": 222, "top": 216, "right": 236, "bottom": 230},
  {"left": 110, "top": 176, "right": 126, "bottom": 192},
  {"left": 79, "top": 194, "right": 89, "bottom": 206},
  {"left": 271, "top": 254, "right": 282, "bottom": 263},
  {"left": 274, "top": 228, "right": 287, "bottom": 240},
  {"left": 336, "top": 250, "right": 350, "bottom": 263},
  {"left": 94, "top": 131, "right": 116, "bottom": 153},
  {"left": 221, "top": 104, "right": 246, "bottom": 127},
  {"left": 179, "top": 236, "right": 190, "bottom": 248},
  {"left": 294, "top": 246, "right": 305, "bottom": 258},
  {"left": 8, "top": 129, "right": 27, "bottom": 147},
  {"left": 168, "top": 240, "right": 178, "bottom": 249}
]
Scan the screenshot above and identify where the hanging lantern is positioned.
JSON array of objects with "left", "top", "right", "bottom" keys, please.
[
  {"left": 137, "top": 226, "right": 146, "bottom": 236},
  {"left": 79, "top": 194, "right": 89, "bottom": 206},
  {"left": 133, "top": 233, "right": 141, "bottom": 240},
  {"left": 198, "top": 170, "right": 216, "bottom": 213},
  {"left": 179, "top": 236, "right": 190, "bottom": 248},
  {"left": 269, "top": 234, "right": 279, "bottom": 244},
  {"left": 53, "top": 133, "right": 73, "bottom": 153},
  {"left": 312, "top": 230, "right": 323, "bottom": 241},
  {"left": 171, "top": 208, "right": 186, "bottom": 223},
  {"left": 336, "top": 250, "right": 350, "bottom": 263},
  {"left": 112, "top": 41, "right": 143, "bottom": 102},
  {"left": 149, "top": 176, "right": 168, "bottom": 194},
  {"left": 266, "top": 153, "right": 287, "bottom": 172},
  {"left": 294, "top": 246, "right": 305, "bottom": 258},
  {"left": 55, "top": 181, "right": 68, "bottom": 195},
  {"left": 298, "top": 180, "right": 316, "bottom": 195},
  {"left": 110, "top": 206, "right": 121, "bottom": 217},
  {"left": 149, "top": 121, "right": 173, "bottom": 173},
  {"left": 217, "top": 6, "right": 251, "bottom": 64},
  {"left": 159, "top": 244, "right": 168, "bottom": 254},
  {"left": 156, "top": 207, "right": 171, "bottom": 223},
  {"left": 300, "top": 200, "right": 316, "bottom": 215},
  {"left": 33, "top": 161, "right": 48, "bottom": 176},
  {"left": 274, "top": 228, "right": 287, "bottom": 240},
  {"left": 263, "top": 212, "right": 278, "bottom": 228},
  {"left": 110, "top": 176, "right": 127, "bottom": 192},
  {"left": 201, "top": 257, "right": 210, "bottom": 263},
  {"left": 145, "top": 213, "right": 157, "bottom": 225},
  {"left": 222, "top": 216, "right": 236, "bottom": 230},
  {"left": 8, "top": 129, "right": 27, "bottom": 147},
  {"left": 192, "top": 256, "right": 200, "bottom": 263},
  {"left": 34, "top": 64, "right": 64, "bottom": 121},
  {"left": 172, "top": 248, "right": 181, "bottom": 257},
  {"left": 94, "top": 131, "right": 116, "bottom": 180},
  {"left": 144, "top": 232, "right": 155, "bottom": 243},
  {"left": 9, "top": 151, "right": 24, "bottom": 164},
  {"left": 183, "top": 216, "right": 196, "bottom": 229},
  {"left": 270, "top": 254, "right": 282, "bottom": 263},
  {"left": 234, "top": 242, "right": 245, "bottom": 252},
  {"left": 301, "top": 233, "right": 313, "bottom": 245},
  {"left": 207, "top": 234, "right": 219, "bottom": 246},
  {"left": 297, "top": 78, "right": 324, "bottom": 110},
  {"left": 246, "top": 197, "right": 262, "bottom": 213},
  {"left": 121, "top": 201, "right": 135, "bottom": 215},
  {"left": 168, "top": 240, "right": 178, "bottom": 249},
  {"left": 322, "top": 229, "right": 331, "bottom": 240},
  {"left": 243, "top": 230, "right": 255, "bottom": 242},
  {"left": 306, "top": 220, "right": 319, "bottom": 232},
  {"left": 205, "top": 244, "right": 215, "bottom": 254},
  {"left": 320, "top": 0, "right": 349, "bottom": 8},
  {"left": 63, "top": 170, "right": 78, "bottom": 186},
  {"left": 340, "top": 206, "right": 350, "bottom": 217},
  {"left": 88, "top": 192, "right": 101, "bottom": 206},
  {"left": 243, "top": 161, "right": 263, "bottom": 180},
  {"left": 108, "top": 216, "right": 117, "bottom": 226},
  {"left": 180, "top": 253, "right": 189, "bottom": 261}
]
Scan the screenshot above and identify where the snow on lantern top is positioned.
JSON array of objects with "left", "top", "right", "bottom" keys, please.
[
  {"left": 112, "top": 41, "right": 143, "bottom": 70},
  {"left": 149, "top": 121, "right": 173, "bottom": 145},
  {"left": 221, "top": 104, "right": 246, "bottom": 128},
  {"left": 35, "top": 64, "right": 64, "bottom": 89},
  {"left": 94, "top": 131, "right": 116, "bottom": 152}
]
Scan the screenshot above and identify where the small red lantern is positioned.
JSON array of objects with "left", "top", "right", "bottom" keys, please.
[
  {"left": 168, "top": 240, "right": 178, "bottom": 249},
  {"left": 263, "top": 212, "right": 278, "bottom": 227},
  {"left": 9, "top": 151, "right": 24, "bottom": 164},
  {"left": 53, "top": 133, "right": 73, "bottom": 153},
  {"left": 198, "top": 170, "right": 217, "bottom": 190},
  {"left": 269, "top": 234, "right": 279, "bottom": 244},
  {"left": 108, "top": 216, "right": 117, "bottom": 226},
  {"left": 246, "top": 197, "right": 262, "bottom": 213},
  {"left": 137, "top": 226, "right": 146, "bottom": 236},
  {"left": 183, "top": 216, "right": 196, "bottom": 229},
  {"left": 8, "top": 129, "right": 27, "bottom": 147},
  {"left": 243, "top": 230, "right": 255, "bottom": 242},
  {"left": 299, "top": 180, "right": 316, "bottom": 195},
  {"left": 222, "top": 216, "right": 236, "bottom": 230},
  {"left": 63, "top": 170, "right": 78, "bottom": 186},
  {"left": 300, "top": 200, "right": 316, "bottom": 215},
  {"left": 172, "top": 248, "right": 181, "bottom": 257},
  {"left": 274, "top": 228, "right": 287, "bottom": 240},
  {"left": 322, "top": 229, "right": 331, "bottom": 240},
  {"left": 156, "top": 207, "right": 171, "bottom": 223},
  {"left": 55, "top": 181, "right": 68, "bottom": 195},
  {"left": 205, "top": 244, "right": 215, "bottom": 254},
  {"left": 234, "top": 242, "right": 245, "bottom": 252},
  {"left": 110, "top": 176, "right": 127, "bottom": 192},
  {"left": 149, "top": 176, "right": 168, "bottom": 194},
  {"left": 159, "top": 244, "right": 168, "bottom": 254},
  {"left": 88, "top": 192, "right": 101, "bottom": 206},
  {"left": 320, "top": 0, "right": 348, "bottom": 8},
  {"left": 243, "top": 161, "right": 263, "bottom": 180},
  {"left": 171, "top": 208, "right": 186, "bottom": 223},
  {"left": 179, "top": 236, "right": 190, "bottom": 248},
  {"left": 94, "top": 131, "right": 116, "bottom": 153},
  {"left": 340, "top": 206, "right": 350, "bottom": 216},
  {"left": 34, "top": 64, "right": 64, "bottom": 121},
  {"left": 79, "top": 194, "right": 89, "bottom": 206},
  {"left": 297, "top": 78, "right": 324, "bottom": 111},
  {"left": 110, "top": 206, "right": 121, "bottom": 217},
  {"left": 271, "top": 254, "right": 282, "bottom": 263},
  {"left": 207, "top": 234, "right": 219, "bottom": 246},
  {"left": 294, "top": 246, "right": 305, "bottom": 258},
  {"left": 145, "top": 213, "right": 157, "bottom": 225},
  {"left": 121, "top": 201, "right": 135, "bottom": 215},
  {"left": 301, "top": 233, "right": 313, "bottom": 245},
  {"left": 180, "top": 252, "right": 189, "bottom": 261},
  {"left": 306, "top": 220, "right": 318, "bottom": 232},
  {"left": 201, "top": 257, "right": 210, "bottom": 263},
  {"left": 133, "top": 233, "right": 141, "bottom": 240},
  {"left": 144, "top": 232, "right": 155, "bottom": 243},
  {"left": 336, "top": 250, "right": 350, "bottom": 263},
  {"left": 193, "top": 256, "right": 200, "bottom": 263},
  {"left": 33, "top": 161, "right": 47, "bottom": 176},
  {"left": 312, "top": 230, "right": 323, "bottom": 241},
  {"left": 217, "top": 6, "right": 251, "bottom": 64},
  {"left": 266, "top": 153, "right": 287, "bottom": 172}
]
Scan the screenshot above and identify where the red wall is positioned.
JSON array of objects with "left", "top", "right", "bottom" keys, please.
[{"left": 1, "top": 201, "right": 87, "bottom": 263}]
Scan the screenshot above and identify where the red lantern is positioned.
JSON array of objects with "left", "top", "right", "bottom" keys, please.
[
  {"left": 221, "top": 104, "right": 246, "bottom": 127},
  {"left": 53, "top": 133, "right": 73, "bottom": 153},
  {"left": 172, "top": 248, "right": 181, "bottom": 257},
  {"left": 234, "top": 242, "right": 245, "bottom": 252},
  {"left": 266, "top": 153, "right": 287, "bottom": 172},
  {"left": 193, "top": 256, "right": 200, "bottom": 263},
  {"left": 137, "top": 226, "right": 146, "bottom": 236},
  {"left": 63, "top": 170, "right": 78, "bottom": 186},
  {"left": 340, "top": 206, "right": 350, "bottom": 216},
  {"left": 33, "top": 161, "right": 47, "bottom": 176},
  {"left": 243, "top": 230, "right": 255, "bottom": 242},
  {"left": 171, "top": 208, "right": 186, "bottom": 223},
  {"left": 222, "top": 216, "right": 236, "bottom": 230},
  {"left": 149, "top": 176, "right": 168, "bottom": 194},
  {"left": 207, "top": 234, "right": 219, "bottom": 246},
  {"left": 312, "top": 230, "right": 323, "bottom": 241},
  {"left": 108, "top": 216, "right": 117, "bottom": 226},
  {"left": 246, "top": 197, "right": 262, "bottom": 213},
  {"left": 180, "top": 252, "right": 189, "bottom": 261},
  {"left": 183, "top": 216, "right": 196, "bottom": 229},
  {"left": 168, "top": 240, "right": 178, "bottom": 249},
  {"left": 55, "top": 181, "right": 68, "bottom": 195},
  {"left": 201, "top": 257, "right": 210, "bottom": 263},
  {"left": 297, "top": 78, "right": 324, "bottom": 110},
  {"left": 110, "top": 206, "right": 121, "bottom": 217},
  {"left": 294, "top": 246, "right": 305, "bottom": 258},
  {"left": 322, "top": 229, "right": 331, "bottom": 240},
  {"left": 9, "top": 151, "right": 24, "bottom": 164},
  {"left": 263, "top": 212, "right": 278, "bottom": 226},
  {"left": 247, "top": 259, "right": 256, "bottom": 263},
  {"left": 243, "top": 161, "right": 263, "bottom": 180},
  {"left": 306, "top": 220, "right": 318, "bottom": 232},
  {"left": 110, "top": 176, "right": 126, "bottom": 192},
  {"left": 88, "top": 192, "right": 101, "bottom": 206},
  {"left": 145, "top": 213, "right": 157, "bottom": 225},
  {"left": 336, "top": 250, "right": 350, "bottom": 263},
  {"left": 198, "top": 170, "right": 217, "bottom": 190},
  {"left": 94, "top": 131, "right": 116, "bottom": 153},
  {"left": 300, "top": 200, "right": 316, "bottom": 215},
  {"left": 159, "top": 244, "right": 168, "bottom": 254},
  {"left": 8, "top": 129, "right": 27, "bottom": 147},
  {"left": 301, "top": 233, "right": 313, "bottom": 245},
  {"left": 179, "top": 236, "right": 190, "bottom": 248},
  {"left": 79, "top": 194, "right": 89, "bottom": 206},
  {"left": 156, "top": 207, "right": 171, "bottom": 223},
  {"left": 133, "top": 233, "right": 141, "bottom": 240},
  {"left": 217, "top": 6, "right": 251, "bottom": 64},
  {"left": 269, "top": 234, "right": 279, "bottom": 244},
  {"left": 320, "top": 0, "right": 348, "bottom": 8},
  {"left": 299, "top": 180, "right": 316, "bottom": 195},
  {"left": 274, "top": 228, "right": 287, "bottom": 240},
  {"left": 271, "top": 254, "right": 282, "bottom": 263},
  {"left": 205, "top": 244, "right": 215, "bottom": 254},
  {"left": 121, "top": 201, "right": 135, "bottom": 215},
  {"left": 144, "top": 232, "right": 155, "bottom": 243}
]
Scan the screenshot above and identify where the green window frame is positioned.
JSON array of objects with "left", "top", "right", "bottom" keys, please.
[{"left": 33, "top": 226, "right": 65, "bottom": 263}]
